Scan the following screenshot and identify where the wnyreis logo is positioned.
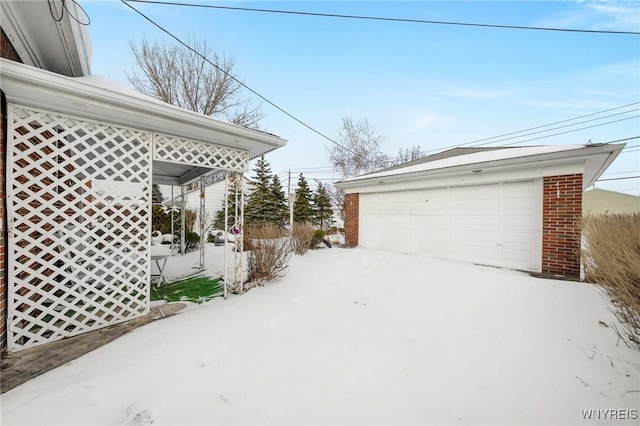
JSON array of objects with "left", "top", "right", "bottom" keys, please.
[{"left": 581, "top": 409, "right": 638, "bottom": 420}]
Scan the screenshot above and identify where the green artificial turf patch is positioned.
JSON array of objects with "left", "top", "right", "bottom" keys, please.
[{"left": 151, "top": 276, "right": 224, "bottom": 304}]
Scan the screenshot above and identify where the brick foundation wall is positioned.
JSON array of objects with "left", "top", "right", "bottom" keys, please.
[
  {"left": 344, "top": 193, "right": 359, "bottom": 248},
  {"left": 542, "top": 174, "right": 583, "bottom": 278}
]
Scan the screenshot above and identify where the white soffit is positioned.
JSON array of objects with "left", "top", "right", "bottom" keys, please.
[
  {"left": 0, "top": 0, "right": 91, "bottom": 76},
  {"left": 337, "top": 144, "right": 624, "bottom": 191},
  {"left": 1, "top": 60, "right": 287, "bottom": 160}
]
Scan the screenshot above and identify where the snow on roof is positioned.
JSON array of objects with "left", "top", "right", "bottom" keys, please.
[
  {"left": 341, "top": 144, "right": 588, "bottom": 182},
  {"left": 77, "top": 75, "right": 161, "bottom": 102}
]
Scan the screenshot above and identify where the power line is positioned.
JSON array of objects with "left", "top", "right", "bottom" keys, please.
[
  {"left": 496, "top": 119, "right": 639, "bottom": 147},
  {"left": 119, "top": 0, "right": 363, "bottom": 160},
  {"left": 597, "top": 175, "right": 640, "bottom": 182},
  {"left": 124, "top": 0, "right": 640, "bottom": 35},
  {"left": 419, "top": 102, "right": 640, "bottom": 155},
  {"left": 621, "top": 148, "right": 640, "bottom": 154},
  {"left": 602, "top": 169, "right": 640, "bottom": 176}
]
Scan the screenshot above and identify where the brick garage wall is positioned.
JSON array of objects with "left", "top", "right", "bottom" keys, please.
[
  {"left": 542, "top": 174, "right": 583, "bottom": 278},
  {"left": 344, "top": 193, "right": 359, "bottom": 248}
]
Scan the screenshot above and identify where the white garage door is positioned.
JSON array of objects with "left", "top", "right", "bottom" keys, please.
[{"left": 359, "top": 180, "right": 542, "bottom": 271}]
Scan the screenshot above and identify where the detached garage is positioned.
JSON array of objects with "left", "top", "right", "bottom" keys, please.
[{"left": 336, "top": 144, "right": 624, "bottom": 279}]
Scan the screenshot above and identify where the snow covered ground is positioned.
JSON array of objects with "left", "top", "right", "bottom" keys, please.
[{"left": 2, "top": 247, "right": 639, "bottom": 425}]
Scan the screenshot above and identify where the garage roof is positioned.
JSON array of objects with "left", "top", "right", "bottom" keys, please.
[{"left": 337, "top": 143, "right": 625, "bottom": 190}]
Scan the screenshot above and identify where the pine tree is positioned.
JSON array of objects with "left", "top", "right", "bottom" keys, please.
[
  {"left": 312, "top": 181, "right": 333, "bottom": 229},
  {"left": 245, "top": 156, "right": 278, "bottom": 225},
  {"left": 152, "top": 184, "right": 164, "bottom": 204},
  {"left": 293, "top": 173, "right": 313, "bottom": 223},
  {"left": 271, "top": 175, "right": 288, "bottom": 225}
]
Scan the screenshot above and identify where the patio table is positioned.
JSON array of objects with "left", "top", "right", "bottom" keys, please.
[{"left": 151, "top": 254, "right": 170, "bottom": 284}]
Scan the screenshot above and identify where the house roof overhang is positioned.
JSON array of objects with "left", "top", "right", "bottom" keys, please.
[
  {"left": 1, "top": 0, "right": 92, "bottom": 77},
  {"left": 335, "top": 144, "right": 624, "bottom": 193},
  {"left": 1, "top": 60, "right": 288, "bottom": 185}
]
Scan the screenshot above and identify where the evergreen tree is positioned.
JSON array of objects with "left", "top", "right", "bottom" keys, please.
[
  {"left": 293, "top": 173, "right": 313, "bottom": 223},
  {"left": 245, "top": 156, "right": 278, "bottom": 224},
  {"left": 312, "top": 181, "right": 333, "bottom": 229},
  {"left": 271, "top": 175, "right": 288, "bottom": 225},
  {"left": 152, "top": 184, "right": 164, "bottom": 204}
]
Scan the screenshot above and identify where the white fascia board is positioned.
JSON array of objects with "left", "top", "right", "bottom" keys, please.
[
  {"left": 1, "top": 60, "right": 287, "bottom": 159},
  {"left": 336, "top": 144, "right": 624, "bottom": 194},
  {"left": 65, "top": 0, "right": 92, "bottom": 75},
  {"left": 340, "top": 161, "right": 583, "bottom": 194}
]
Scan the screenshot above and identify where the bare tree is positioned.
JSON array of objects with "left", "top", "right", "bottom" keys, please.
[
  {"left": 329, "top": 116, "right": 389, "bottom": 178},
  {"left": 325, "top": 182, "right": 345, "bottom": 221},
  {"left": 393, "top": 145, "right": 425, "bottom": 165},
  {"left": 127, "top": 37, "right": 263, "bottom": 128}
]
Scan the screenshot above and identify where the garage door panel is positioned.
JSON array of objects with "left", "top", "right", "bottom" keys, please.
[
  {"left": 359, "top": 179, "right": 541, "bottom": 271},
  {"left": 450, "top": 229, "right": 499, "bottom": 245},
  {"left": 503, "top": 198, "right": 537, "bottom": 212},
  {"left": 450, "top": 199, "right": 498, "bottom": 213},
  {"left": 408, "top": 215, "right": 447, "bottom": 228},
  {"left": 449, "top": 244, "right": 499, "bottom": 263},
  {"left": 408, "top": 201, "right": 447, "bottom": 215},
  {"left": 450, "top": 215, "right": 499, "bottom": 229},
  {"left": 503, "top": 180, "right": 536, "bottom": 196},
  {"left": 450, "top": 184, "right": 499, "bottom": 200},
  {"left": 503, "top": 248, "right": 532, "bottom": 263},
  {"left": 502, "top": 216, "right": 538, "bottom": 230},
  {"left": 503, "top": 230, "right": 536, "bottom": 245}
]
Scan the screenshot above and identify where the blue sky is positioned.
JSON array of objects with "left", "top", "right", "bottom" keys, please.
[{"left": 82, "top": 0, "right": 639, "bottom": 194}]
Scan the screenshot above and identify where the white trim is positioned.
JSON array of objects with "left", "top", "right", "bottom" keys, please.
[
  {"left": 342, "top": 161, "right": 583, "bottom": 195},
  {"left": 337, "top": 144, "right": 624, "bottom": 193}
]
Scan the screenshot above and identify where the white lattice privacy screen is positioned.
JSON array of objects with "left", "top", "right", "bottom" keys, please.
[
  {"left": 6, "top": 105, "right": 152, "bottom": 351},
  {"left": 154, "top": 133, "right": 249, "bottom": 171}
]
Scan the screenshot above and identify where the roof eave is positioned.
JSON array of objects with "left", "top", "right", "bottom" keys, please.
[
  {"left": 335, "top": 144, "right": 624, "bottom": 190},
  {"left": 0, "top": 0, "right": 91, "bottom": 77},
  {"left": 1, "top": 60, "right": 287, "bottom": 159}
]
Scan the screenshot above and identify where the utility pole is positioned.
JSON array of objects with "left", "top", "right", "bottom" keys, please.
[{"left": 288, "top": 169, "right": 294, "bottom": 234}]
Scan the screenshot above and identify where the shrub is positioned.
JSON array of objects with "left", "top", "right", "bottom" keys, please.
[
  {"left": 245, "top": 223, "right": 292, "bottom": 284},
  {"left": 290, "top": 222, "right": 315, "bottom": 255},
  {"left": 311, "top": 229, "right": 327, "bottom": 249},
  {"left": 582, "top": 213, "right": 640, "bottom": 349},
  {"left": 185, "top": 231, "right": 200, "bottom": 252}
]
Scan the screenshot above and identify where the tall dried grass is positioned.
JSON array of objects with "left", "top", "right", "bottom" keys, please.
[
  {"left": 582, "top": 213, "right": 640, "bottom": 349},
  {"left": 244, "top": 224, "right": 292, "bottom": 284}
]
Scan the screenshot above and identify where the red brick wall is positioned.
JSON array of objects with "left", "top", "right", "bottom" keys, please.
[
  {"left": 542, "top": 174, "right": 583, "bottom": 278},
  {"left": 344, "top": 193, "right": 359, "bottom": 248},
  {"left": 1, "top": 29, "right": 22, "bottom": 63}
]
